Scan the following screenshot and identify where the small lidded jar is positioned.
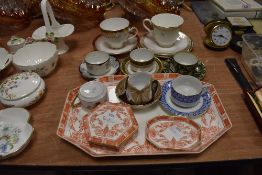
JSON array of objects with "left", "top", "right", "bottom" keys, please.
[{"left": 78, "top": 81, "right": 108, "bottom": 109}]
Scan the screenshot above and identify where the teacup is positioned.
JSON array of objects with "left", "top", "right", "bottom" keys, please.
[
  {"left": 126, "top": 72, "right": 155, "bottom": 105},
  {"left": 100, "top": 17, "right": 138, "bottom": 49},
  {"left": 7, "top": 36, "right": 25, "bottom": 54},
  {"left": 143, "top": 13, "right": 184, "bottom": 48},
  {"left": 84, "top": 51, "right": 110, "bottom": 76},
  {"left": 130, "top": 48, "right": 155, "bottom": 72},
  {"left": 171, "top": 75, "right": 203, "bottom": 108},
  {"left": 173, "top": 52, "right": 198, "bottom": 73}
]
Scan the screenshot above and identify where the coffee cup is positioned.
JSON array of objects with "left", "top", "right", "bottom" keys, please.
[
  {"left": 126, "top": 72, "right": 155, "bottom": 105},
  {"left": 173, "top": 52, "right": 198, "bottom": 73},
  {"left": 84, "top": 51, "right": 110, "bottom": 76},
  {"left": 129, "top": 48, "right": 155, "bottom": 72},
  {"left": 143, "top": 13, "right": 184, "bottom": 48},
  {"left": 100, "top": 17, "right": 138, "bottom": 49},
  {"left": 171, "top": 75, "right": 203, "bottom": 108}
]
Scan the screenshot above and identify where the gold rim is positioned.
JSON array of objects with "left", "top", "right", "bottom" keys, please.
[{"left": 120, "top": 57, "right": 163, "bottom": 75}]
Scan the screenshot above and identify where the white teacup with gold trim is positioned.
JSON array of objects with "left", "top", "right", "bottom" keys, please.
[
  {"left": 143, "top": 13, "right": 184, "bottom": 48},
  {"left": 100, "top": 17, "right": 138, "bottom": 49},
  {"left": 126, "top": 72, "right": 156, "bottom": 105}
]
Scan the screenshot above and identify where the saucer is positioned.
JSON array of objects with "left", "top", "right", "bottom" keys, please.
[
  {"left": 146, "top": 116, "right": 201, "bottom": 150},
  {"left": 115, "top": 77, "right": 161, "bottom": 109},
  {"left": 140, "top": 31, "right": 193, "bottom": 58},
  {"left": 163, "top": 60, "right": 206, "bottom": 80},
  {"left": 120, "top": 57, "right": 163, "bottom": 75},
  {"left": 94, "top": 34, "right": 138, "bottom": 55},
  {"left": 0, "top": 48, "right": 12, "bottom": 72},
  {"left": 79, "top": 56, "right": 119, "bottom": 80},
  {"left": 160, "top": 80, "right": 211, "bottom": 119},
  {"left": 0, "top": 108, "right": 33, "bottom": 159}
]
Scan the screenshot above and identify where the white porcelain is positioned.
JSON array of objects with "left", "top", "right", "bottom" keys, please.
[
  {"left": 100, "top": 17, "right": 138, "bottom": 49},
  {"left": 78, "top": 81, "right": 108, "bottom": 109},
  {"left": 124, "top": 60, "right": 159, "bottom": 75},
  {"left": 0, "top": 48, "right": 12, "bottom": 72},
  {"left": 12, "top": 42, "right": 58, "bottom": 77},
  {"left": 0, "top": 108, "right": 33, "bottom": 159},
  {"left": 0, "top": 72, "right": 46, "bottom": 108},
  {"left": 84, "top": 51, "right": 110, "bottom": 76},
  {"left": 31, "top": 0, "right": 74, "bottom": 55},
  {"left": 173, "top": 52, "right": 198, "bottom": 66},
  {"left": 0, "top": 108, "right": 30, "bottom": 123},
  {"left": 126, "top": 72, "right": 153, "bottom": 104},
  {"left": 79, "top": 56, "right": 119, "bottom": 79},
  {"left": 140, "top": 31, "right": 192, "bottom": 57},
  {"left": 95, "top": 34, "right": 137, "bottom": 55},
  {"left": 7, "top": 36, "right": 25, "bottom": 54},
  {"left": 171, "top": 75, "right": 203, "bottom": 108},
  {"left": 129, "top": 48, "right": 155, "bottom": 72},
  {"left": 143, "top": 13, "right": 184, "bottom": 48}
]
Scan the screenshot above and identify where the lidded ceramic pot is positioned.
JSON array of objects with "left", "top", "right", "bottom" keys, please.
[{"left": 78, "top": 81, "right": 108, "bottom": 109}]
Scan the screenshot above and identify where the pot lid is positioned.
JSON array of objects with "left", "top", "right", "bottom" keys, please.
[
  {"left": 0, "top": 72, "right": 41, "bottom": 101},
  {"left": 79, "top": 81, "right": 106, "bottom": 100}
]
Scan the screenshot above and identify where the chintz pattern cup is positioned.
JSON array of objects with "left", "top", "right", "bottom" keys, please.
[
  {"left": 171, "top": 75, "right": 203, "bottom": 108},
  {"left": 100, "top": 17, "right": 138, "bottom": 49},
  {"left": 84, "top": 51, "right": 110, "bottom": 76},
  {"left": 143, "top": 13, "right": 184, "bottom": 48}
]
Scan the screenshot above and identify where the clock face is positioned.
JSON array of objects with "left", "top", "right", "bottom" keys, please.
[{"left": 211, "top": 25, "right": 232, "bottom": 47}]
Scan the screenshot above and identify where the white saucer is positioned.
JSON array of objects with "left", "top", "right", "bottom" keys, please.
[
  {"left": 79, "top": 56, "right": 119, "bottom": 79},
  {"left": 0, "top": 107, "right": 33, "bottom": 159},
  {"left": 140, "top": 31, "right": 193, "bottom": 58},
  {"left": 94, "top": 35, "right": 137, "bottom": 55},
  {"left": 0, "top": 48, "right": 12, "bottom": 72}
]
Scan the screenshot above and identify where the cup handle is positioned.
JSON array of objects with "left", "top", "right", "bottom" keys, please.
[
  {"left": 127, "top": 27, "right": 138, "bottom": 41},
  {"left": 143, "top": 18, "right": 153, "bottom": 33}
]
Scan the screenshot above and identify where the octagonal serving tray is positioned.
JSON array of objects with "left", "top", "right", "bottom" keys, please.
[{"left": 57, "top": 73, "right": 232, "bottom": 157}]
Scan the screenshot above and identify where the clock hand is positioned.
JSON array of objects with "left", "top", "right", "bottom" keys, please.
[{"left": 214, "top": 34, "right": 229, "bottom": 40}]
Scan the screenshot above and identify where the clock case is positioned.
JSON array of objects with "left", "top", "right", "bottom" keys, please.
[{"left": 203, "top": 19, "right": 232, "bottom": 50}]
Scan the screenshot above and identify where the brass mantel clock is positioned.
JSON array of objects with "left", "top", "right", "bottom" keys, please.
[{"left": 204, "top": 20, "right": 233, "bottom": 50}]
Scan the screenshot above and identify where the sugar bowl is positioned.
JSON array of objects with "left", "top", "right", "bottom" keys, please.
[{"left": 78, "top": 81, "right": 108, "bottom": 109}]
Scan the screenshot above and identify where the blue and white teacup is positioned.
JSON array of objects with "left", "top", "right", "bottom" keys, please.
[{"left": 171, "top": 75, "right": 203, "bottom": 108}]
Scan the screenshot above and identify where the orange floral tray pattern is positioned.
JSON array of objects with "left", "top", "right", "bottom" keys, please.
[{"left": 57, "top": 73, "right": 232, "bottom": 157}]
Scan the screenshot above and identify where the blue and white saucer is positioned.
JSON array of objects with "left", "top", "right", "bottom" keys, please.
[
  {"left": 160, "top": 80, "right": 211, "bottom": 119},
  {"left": 79, "top": 56, "right": 119, "bottom": 80}
]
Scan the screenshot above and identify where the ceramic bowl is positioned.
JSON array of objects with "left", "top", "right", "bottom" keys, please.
[
  {"left": 84, "top": 51, "right": 110, "bottom": 76},
  {"left": 12, "top": 42, "right": 58, "bottom": 77},
  {"left": 129, "top": 48, "right": 155, "bottom": 72},
  {"left": 0, "top": 48, "right": 12, "bottom": 72},
  {"left": 0, "top": 72, "right": 46, "bottom": 108},
  {"left": 78, "top": 81, "right": 108, "bottom": 109},
  {"left": 171, "top": 75, "right": 203, "bottom": 108}
]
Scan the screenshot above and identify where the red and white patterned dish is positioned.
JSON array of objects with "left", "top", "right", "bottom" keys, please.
[
  {"left": 57, "top": 73, "right": 232, "bottom": 157},
  {"left": 83, "top": 102, "right": 138, "bottom": 149},
  {"left": 146, "top": 116, "right": 201, "bottom": 150}
]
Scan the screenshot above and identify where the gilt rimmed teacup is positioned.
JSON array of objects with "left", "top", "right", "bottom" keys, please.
[
  {"left": 173, "top": 52, "right": 198, "bottom": 73},
  {"left": 143, "top": 13, "right": 184, "bottom": 48},
  {"left": 84, "top": 51, "right": 110, "bottom": 76},
  {"left": 126, "top": 72, "right": 155, "bottom": 105},
  {"left": 171, "top": 75, "right": 203, "bottom": 108},
  {"left": 100, "top": 17, "right": 138, "bottom": 49},
  {"left": 130, "top": 48, "right": 155, "bottom": 72}
]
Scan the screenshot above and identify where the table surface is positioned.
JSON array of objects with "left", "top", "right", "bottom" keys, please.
[{"left": 0, "top": 7, "right": 262, "bottom": 169}]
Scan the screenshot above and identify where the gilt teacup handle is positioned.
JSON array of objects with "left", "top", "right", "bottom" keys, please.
[
  {"left": 143, "top": 18, "right": 153, "bottom": 33},
  {"left": 127, "top": 27, "right": 138, "bottom": 41}
]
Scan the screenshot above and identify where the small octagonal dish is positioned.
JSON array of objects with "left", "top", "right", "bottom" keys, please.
[
  {"left": 146, "top": 116, "right": 201, "bottom": 151},
  {"left": 83, "top": 102, "right": 138, "bottom": 149}
]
